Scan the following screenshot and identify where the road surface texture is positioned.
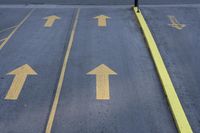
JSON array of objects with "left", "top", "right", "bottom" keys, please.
[
  {"left": 51, "top": 8, "right": 176, "bottom": 133},
  {"left": 0, "top": 0, "right": 199, "bottom": 132},
  {"left": 0, "top": 6, "right": 177, "bottom": 133},
  {"left": 142, "top": 5, "right": 200, "bottom": 132},
  {"left": 0, "top": 7, "right": 75, "bottom": 132}
]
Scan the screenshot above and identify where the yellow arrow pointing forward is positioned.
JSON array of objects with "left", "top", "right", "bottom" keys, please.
[
  {"left": 87, "top": 64, "right": 117, "bottom": 100},
  {"left": 94, "top": 15, "right": 110, "bottom": 27},
  {"left": 43, "top": 15, "right": 60, "bottom": 28},
  {"left": 5, "top": 64, "right": 37, "bottom": 100},
  {"left": 168, "top": 16, "right": 186, "bottom": 30}
]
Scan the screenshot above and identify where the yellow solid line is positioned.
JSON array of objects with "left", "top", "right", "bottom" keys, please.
[
  {"left": 133, "top": 7, "right": 193, "bottom": 133},
  {"left": 45, "top": 9, "right": 80, "bottom": 133},
  {"left": 0, "top": 9, "right": 34, "bottom": 50}
]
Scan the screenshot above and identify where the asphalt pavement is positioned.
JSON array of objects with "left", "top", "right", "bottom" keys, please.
[
  {"left": 0, "top": 6, "right": 179, "bottom": 133},
  {"left": 142, "top": 6, "right": 200, "bottom": 132},
  {"left": 0, "top": 8, "right": 75, "bottom": 133},
  {"left": 0, "top": 1, "right": 200, "bottom": 133},
  {"left": 51, "top": 8, "right": 176, "bottom": 133}
]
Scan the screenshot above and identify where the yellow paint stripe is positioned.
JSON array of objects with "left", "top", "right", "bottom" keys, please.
[
  {"left": 45, "top": 9, "right": 80, "bottom": 133},
  {"left": 0, "top": 9, "right": 34, "bottom": 50},
  {"left": 98, "top": 18, "right": 107, "bottom": 27},
  {"left": 87, "top": 64, "right": 117, "bottom": 100},
  {"left": 5, "top": 64, "right": 37, "bottom": 100},
  {"left": 96, "top": 75, "right": 110, "bottom": 100},
  {"left": 133, "top": 7, "right": 193, "bottom": 133}
]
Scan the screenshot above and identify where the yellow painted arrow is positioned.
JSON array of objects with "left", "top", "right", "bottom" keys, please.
[
  {"left": 43, "top": 15, "right": 60, "bottom": 28},
  {"left": 87, "top": 64, "right": 117, "bottom": 100},
  {"left": 94, "top": 15, "right": 110, "bottom": 27},
  {"left": 5, "top": 64, "right": 37, "bottom": 100},
  {"left": 168, "top": 16, "right": 186, "bottom": 30}
]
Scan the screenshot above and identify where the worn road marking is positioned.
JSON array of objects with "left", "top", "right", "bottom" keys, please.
[
  {"left": 0, "top": 25, "right": 17, "bottom": 34},
  {"left": 0, "top": 9, "right": 34, "bottom": 50},
  {"left": 168, "top": 16, "right": 186, "bottom": 30},
  {"left": 87, "top": 64, "right": 117, "bottom": 100},
  {"left": 5, "top": 64, "right": 37, "bottom": 100},
  {"left": 94, "top": 15, "right": 110, "bottom": 27},
  {"left": 133, "top": 7, "right": 192, "bottom": 133},
  {"left": 43, "top": 15, "right": 60, "bottom": 28},
  {"left": 0, "top": 38, "right": 7, "bottom": 42},
  {"left": 45, "top": 9, "right": 80, "bottom": 133}
]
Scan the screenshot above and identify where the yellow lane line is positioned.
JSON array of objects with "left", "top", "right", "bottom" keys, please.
[
  {"left": 45, "top": 9, "right": 80, "bottom": 133},
  {"left": 133, "top": 7, "right": 193, "bottom": 133},
  {"left": 0, "top": 25, "right": 17, "bottom": 34},
  {"left": 0, "top": 9, "right": 34, "bottom": 50}
]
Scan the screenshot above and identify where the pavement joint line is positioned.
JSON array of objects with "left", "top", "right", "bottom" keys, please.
[
  {"left": 45, "top": 8, "right": 80, "bottom": 133},
  {"left": 0, "top": 9, "right": 34, "bottom": 50},
  {"left": 0, "top": 4, "right": 200, "bottom": 8},
  {"left": 140, "top": 4, "right": 200, "bottom": 8},
  {"left": 0, "top": 25, "right": 17, "bottom": 34},
  {"left": 133, "top": 7, "right": 193, "bottom": 133},
  {"left": 0, "top": 5, "right": 132, "bottom": 8}
]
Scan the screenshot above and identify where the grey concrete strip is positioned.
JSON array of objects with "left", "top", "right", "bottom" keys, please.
[
  {"left": 1, "top": 4, "right": 200, "bottom": 9},
  {"left": 0, "top": 0, "right": 200, "bottom": 5},
  {"left": 0, "top": 5, "right": 132, "bottom": 8},
  {"left": 141, "top": 4, "right": 200, "bottom": 8}
]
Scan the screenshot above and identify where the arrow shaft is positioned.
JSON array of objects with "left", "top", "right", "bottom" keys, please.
[
  {"left": 169, "top": 16, "right": 179, "bottom": 24},
  {"left": 96, "top": 75, "right": 110, "bottom": 100},
  {"left": 98, "top": 18, "right": 107, "bottom": 27},
  {"left": 5, "top": 75, "right": 27, "bottom": 100},
  {"left": 45, "top": 19, "right": 56, "bottom": 27}
]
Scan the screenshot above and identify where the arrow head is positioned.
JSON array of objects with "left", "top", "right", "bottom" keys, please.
[
  {"left": 7, "top": 64, "right": 37, "bottom": 75},
  {"left": 94, "top": 15, "right": 110, "bottom": 19},
  {"left": 87, "top": 64, "right": 117, "bottom": 75},
  {"left": 44, "top": 15, "right": 60, "bottom": 20}
]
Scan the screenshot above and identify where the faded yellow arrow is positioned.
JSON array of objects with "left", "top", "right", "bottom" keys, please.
[
  {"left": 94, "top": 15, "right": 110, "bottom": 27},
  {"left": 43, "top": 15, "right": 60, "bottom": 28},
  {"left": 168, "top": 16, "right": 186, "bottom": 30},
  {"left": 5, "top": 64, "right": 37, "bottom": 100},
  {"left": 87, "top": 64, "right": 117, "bottom": 100}
]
